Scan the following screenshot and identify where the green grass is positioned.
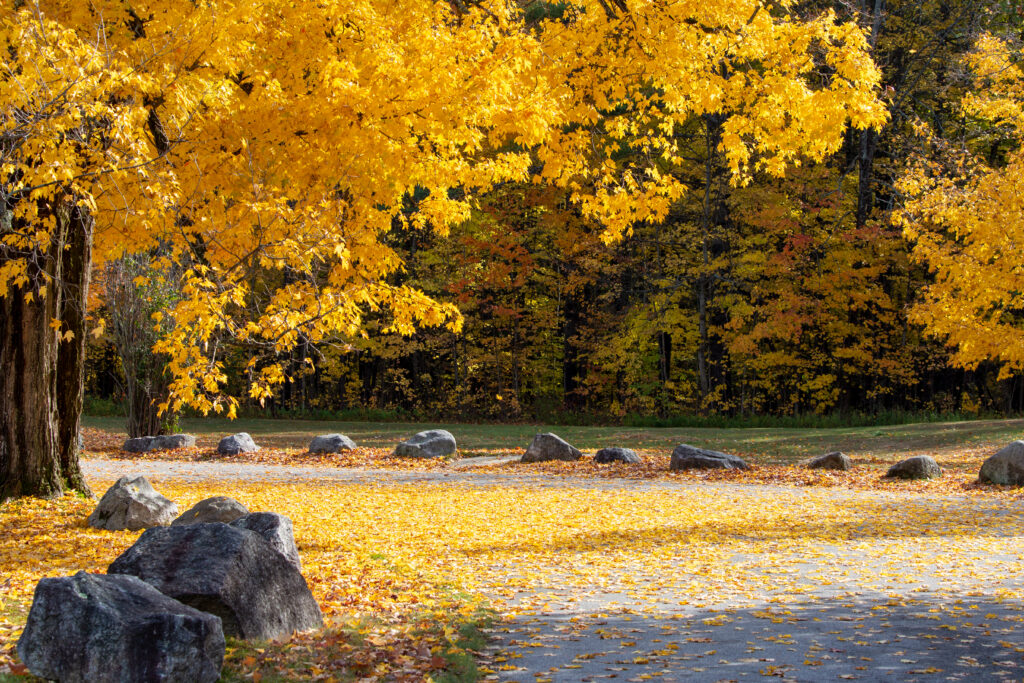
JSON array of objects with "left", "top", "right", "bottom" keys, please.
[
  {"left": 426, "top": 606, "right": 497, "bottom": 683},
  {"left": 82, "top": 415, "right": 1024, "bottom": 462}
]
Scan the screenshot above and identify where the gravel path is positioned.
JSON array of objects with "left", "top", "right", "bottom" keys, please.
[{"left": 81, "top": 458, "right": 1024, "bottom": 682}]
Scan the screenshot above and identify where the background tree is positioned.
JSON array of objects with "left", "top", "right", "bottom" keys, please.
[{"left": 101, "top": 253, "right": 180, "bottom": 438}]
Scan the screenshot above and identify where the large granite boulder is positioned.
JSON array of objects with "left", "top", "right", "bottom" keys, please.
[
  {"left": 979, "top": 441, "right": 1024, "bottom": 485},
  {"left": 670, "top": 444, "right": 749, "bottom": 471},
  {"left": 17, "top": 571, "right": 223, "bottom": 683},
  {"left": 392, "top": 430, "right": 457, "bottom": 458},
  {"left": 522, "top": 433, "right": 582, "bottom": 463},
  {"left": 593, "top": 447, "right": 642, "bottom": 464},
  {"left": 217, "top": 433, "right": 259, "bottom": 456},
  {"left": 885, "top": 455, "right": 942, "bottom": 480},
  {"left": 87, "top": 476, "right": 178, "bottom": 531},
  {"left": 172, "top": 496, "right": 249, "bottom": 526},
  {"left": 109, "top": 523, "right": 322, "bottom": 640},
  {"left": 122, "top": 435, "right": 196, "bottom": 453},
  {"left": 122, "top": 437, "right": 156, "bottom": 453},
  {"left": 151, "top": 434, "right": 196, "bottom": 451},
  {"left": 231, "top": 512, "right": 301, "bottom": 572},
  {"left": 308, "top": 434, "right": 357, "bottom": 453},
  {"left": 805, "top": 451, "right": 852, "bottom": 471}
]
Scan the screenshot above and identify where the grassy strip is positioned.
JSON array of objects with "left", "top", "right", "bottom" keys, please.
[{"left": 216, "top": 605, "right": 496, "bottom": 682}]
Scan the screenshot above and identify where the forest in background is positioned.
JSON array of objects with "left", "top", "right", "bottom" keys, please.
[{"left": 79, "top": 0, "right": 1024, "bottom": 427}]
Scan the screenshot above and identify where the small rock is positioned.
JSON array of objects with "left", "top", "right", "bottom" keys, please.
[
  {"left": 17, "top": 571, "right": 223, "bottom": 683},
  {"left": 805, "top": 451, "right": 852, "bottom": 471},
  {"left": 670, "top": 444, "right": 748, "bottom": 470},
  {"left": 172, "top": 496, "right": 249, "bottom": 526},
  {"left": 109, "top": 523, "right": 322, "bottom": 640},
  {"left": 522, "top": 433, "right": 582, "bottom": 463},
  {"left": 231, "top": 512, "right": 301, "bottom": 571},
  {"left": 217, "top": 433, "right": 259, "bottom": 456},
  {"left": 594, "top": 447, "right": 642, "bottom": 464},
  {"left": 308, "top": 433, "right": 357, "bottom": 453},
  {"left": 979, "top": 441, "right": 1024, "bottom": 485},
  {"left": 392, "top": 430, "right": 457, "bottom": 458},
  {"left": 87, "top": 476, "right": 178, "bottom": 531},
  {"left": 122, "top": 436, "right": 156, "bottom": 453},
  {"left": 885, "top": 455, "right": 942, "bottom": 480},
  {"left": 151, "top": 434, "right": 197, "bottom": 451}
]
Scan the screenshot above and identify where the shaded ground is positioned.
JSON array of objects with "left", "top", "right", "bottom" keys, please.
[{"left": 488, "top": 595, "right": 1024, "bottom": 682}]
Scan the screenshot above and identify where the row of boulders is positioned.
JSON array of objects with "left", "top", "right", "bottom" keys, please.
[
  {"left": 806, "top": 441, "right": 1024, "bottom": 484},
  {"left": 521, "top": 433, "right": 750, "bottom": 470},
  {"left": 18, "top": 476, "right": 321, "bottom": 682},
  {"left": 519, "top": 433, "right": 951, "bottom": 480},
  {"left": 118, "top": 429, "right": 1024, "bottom": 486},
  {"left": 519, "top": 434, "right": 1024, "bottom": 484},
  {"left": 120, "top": 429, "right": 457, "bottom": 458}
]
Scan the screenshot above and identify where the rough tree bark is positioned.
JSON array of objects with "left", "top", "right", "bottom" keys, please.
[{"left": 0, "top": 201, "right": 93, "bottom": 501}]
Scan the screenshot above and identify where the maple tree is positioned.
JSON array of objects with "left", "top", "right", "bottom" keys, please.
[
  {"left": 0, "top": 0, "right": 885, "bottom": 499},
  {"left": 899, "top": 33, "right": 1024, "bottom": 376}
]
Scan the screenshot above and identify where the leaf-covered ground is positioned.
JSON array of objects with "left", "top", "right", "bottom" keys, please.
[{"left": 3, "top": 426, "right": 1024, "bottom": 680}]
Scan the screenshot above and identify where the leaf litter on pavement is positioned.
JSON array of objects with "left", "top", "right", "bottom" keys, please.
[{"left": 2, "top": 431, "right": 1024, "bottom": 680}]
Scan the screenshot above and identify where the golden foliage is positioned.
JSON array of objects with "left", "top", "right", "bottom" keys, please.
[
  {"left": 899, "top": 35, "right": 1024, "bottom": 374},
  {"left": 2, "top": 0, "right": 885, "bottom": 413}
]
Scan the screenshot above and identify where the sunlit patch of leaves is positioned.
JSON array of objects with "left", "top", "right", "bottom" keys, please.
[{"left": 0, "top": 483, "right": 489, "bottom": 681}]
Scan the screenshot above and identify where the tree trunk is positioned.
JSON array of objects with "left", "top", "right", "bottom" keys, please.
[
  {"left": 0, "top": 201, "right": 92, "bottom": 501},
  {"left": 856, "top": 0, "right": 886, "bottom": 228},
  {"left": 55, "top": 203, "right": 93, "bottom": 495}
]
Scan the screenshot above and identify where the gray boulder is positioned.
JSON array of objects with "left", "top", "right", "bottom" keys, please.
[
  {"left": 231, "top": 512, "right": 301, "bottom": 571},
  {"left": 87, "top": 476, "right": 178, "bottom": 531},
  {"left": 172, "top": 496, "right": 249, "bottom": 526},
  {"left": 805, "top": 451, "right": 852, "bottom": 471},
  {"left": 594, "top": 447, "right": 642, "bottom": 464},
  {"left": 885, "top": 455, "right": 942, "bottom": 480},
  {"left": 217, "top": 433, "right": 259, "bottom": 455},
  {"left": 17, "top": 571, "right": 223, "bottom": 683},
  {"left": 151, "top": 434, "right": 196, "bottom": 451},
  {"left": 670, "top": 444, "right": 749, "bottom": 470},
  {"left": 522, "top": 433, "right": 583, "bottom": 463},
  {"left": 122, "top": 435, "right": 196, "bottom": 453},
  {"left": 122, "top": 437, "right": 156, "bottom": 453},
  {"left": 979, "top": 441, "right": 1024, "bottom": 485},
  {"left": 109, "top": 523, "right": 322, "bottom": 640},
  {"left": 392, "top": 429, "right": 457, "bottom": 458},
  {"left": 308, "top": 433, "right": 357, "bottom": 453}
]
